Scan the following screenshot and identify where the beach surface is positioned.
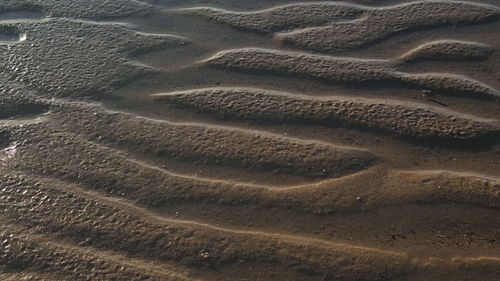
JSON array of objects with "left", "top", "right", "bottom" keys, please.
[{"left": 0, "top": 0, "right": 499, "bottom": 280}]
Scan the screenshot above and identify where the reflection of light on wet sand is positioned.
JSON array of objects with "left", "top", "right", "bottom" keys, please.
[{"left": 0, "top": 143, "right": 17, "bottom": 164}]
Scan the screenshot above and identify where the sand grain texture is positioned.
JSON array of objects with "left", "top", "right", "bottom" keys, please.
[{"left": 1, "top": 0, "right": 499, "bottom": 280}]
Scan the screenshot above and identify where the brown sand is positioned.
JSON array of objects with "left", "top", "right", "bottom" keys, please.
[{"left": 0, "top": 1, "right": 499, "bottom": 281}]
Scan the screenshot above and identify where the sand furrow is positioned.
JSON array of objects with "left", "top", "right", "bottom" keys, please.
[
  {"left": 152, "top": 87, "right": 500, "bottom": 143},
  {"left": 203, "top": 48, "right": 500, "bottom": 99}
]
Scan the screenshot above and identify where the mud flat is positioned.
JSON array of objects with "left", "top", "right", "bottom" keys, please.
[{"left": 1, "top": 0, "right": 499, "bottom": 280}]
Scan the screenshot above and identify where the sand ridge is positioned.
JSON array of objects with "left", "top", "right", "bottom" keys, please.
[
  {"left": 397, "top": 40, "right": 495, "bottom": 62},
  {"left": 202, "top": 47, "right": 500, "bottom": 100},
  {"left": 152, "top": 87, "right": 500, "bottom": 143}
]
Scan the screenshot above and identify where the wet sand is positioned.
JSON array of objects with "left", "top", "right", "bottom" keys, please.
[{"left": 0, "top": 0, "right": 499, "bottom": 280}]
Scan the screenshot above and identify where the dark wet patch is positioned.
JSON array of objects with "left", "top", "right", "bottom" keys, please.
[
  {"left": 0, "top": 25, "right": 22, "bottom": 42},
  {"left": 0, "top": 101, "right": 49, "bottom": 119},
  {"left": 0, "top": 131, "right": 11, "bottom": 150}
]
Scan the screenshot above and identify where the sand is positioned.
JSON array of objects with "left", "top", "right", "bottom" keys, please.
[{"left": 0, "top": 0, "right": 499, "bottom": 280}]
